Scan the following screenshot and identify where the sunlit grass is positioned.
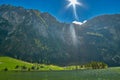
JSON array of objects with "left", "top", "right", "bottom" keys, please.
[
  {"left": 0, "top": 56, "right": 120, "bottom": 80},
  {"left": 0, "top": 56, "right": 33, "bottom": 70},
  {"left": 0, "top": 56, "right": 64, "bottom": 71}
]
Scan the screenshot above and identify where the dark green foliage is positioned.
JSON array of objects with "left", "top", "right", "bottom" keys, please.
[
  {"left": 31, "top": 66, "right": 36, "bottom": 70},
  {"left": 4, "top": 67, "right": 8, "bottom": 71},
  {"left": 21, "top": 65, "right": 27, "bottom": 70},
  {"left": 15, "top": 65, "right": 19, "bottom": 69},
  {"left": 40, "top": 65, "right": 44, "bottom": 68},
  {"left": 36, "top": 67, "right": 39, "bottom": 70},
  {"left": 28, "top": 68, "right": 31, "bottom": 71},
  {"left": 85, "top": 62, "right": 108, "bottom": 69}
]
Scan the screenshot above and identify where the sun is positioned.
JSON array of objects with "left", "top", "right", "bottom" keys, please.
[
  {"left": 67, "top": 0, "right": 82, "bottom": 8},
  {"left": 67, "top": 0, "right": 82, "bottom": 20}
]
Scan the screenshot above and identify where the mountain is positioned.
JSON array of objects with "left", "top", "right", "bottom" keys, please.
[
  {"left": 0, "top": 4, "right": 120, "bottom": 66},
  {"left": 77, "top": 15, "right": 120, "bottom": 66}
]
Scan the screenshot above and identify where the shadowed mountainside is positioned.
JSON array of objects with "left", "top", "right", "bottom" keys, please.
[{"left": 0, "top": 4, "right": 120, "bottom": 66}]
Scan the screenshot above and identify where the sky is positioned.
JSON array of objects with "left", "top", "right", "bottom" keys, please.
[{"left": 0, "top": 0, "right": 120, "bottom": 23}]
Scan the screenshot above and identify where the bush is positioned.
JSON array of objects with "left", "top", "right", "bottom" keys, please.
[
  {"left": 36, "top": 67, "right": 39, "bottom": 70},
  {"left": 4, "top": 67, "right": 8, "bottom": 71},
  {"left": 21, "top": 65, "right": 27, "bottom": 70},
  {"left": 31, "top": 66, "right": 36, "bottom": 70},
  {"left": 40, "top": 65, "right": 44, "bottom": 68},
  {"left": 28, "top": 68, "right": 31, "bottom": 71},
  {"left": 15, "top": 65, "right": 19, "bottom": 69},
  {"left": 85, "top": 62, "right": 108, "bottom": 69}
]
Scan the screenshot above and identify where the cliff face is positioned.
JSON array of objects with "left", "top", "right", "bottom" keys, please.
[{"left": 0, "top": 5, "right": 120, "bottom": 66}]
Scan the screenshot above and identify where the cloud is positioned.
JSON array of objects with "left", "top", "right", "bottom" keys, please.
[
  {"left": 72, "top": 20, "right": 87, "bottom": 25},
  {"left": 72, "top": 21, "right": 83, "bottom": 25},
  {"left": 83, "top": 20, "right": 87, "bottom": 23}
]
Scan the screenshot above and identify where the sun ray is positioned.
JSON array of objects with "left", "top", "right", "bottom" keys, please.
[{"left": 67, "top": 0, "right": 82, "bottom": 20}]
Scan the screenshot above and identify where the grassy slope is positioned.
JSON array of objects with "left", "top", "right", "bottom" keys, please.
[
  {"left": 0, "top": 57, "right": 33, "bottom": 70},
  {"left": 0, "top": 56, "right": 63, "bottom": 71},
  {"left": 0, "top": 56, "right": 120, "bottom": 71}
]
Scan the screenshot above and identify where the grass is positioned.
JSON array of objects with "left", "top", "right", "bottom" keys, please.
[
  {"left": 0, "top": 56, "right": 120, "bottom": 80},
  {"left": 0, "top": 68, "right": 120, "bottom": 80},
  {"left": 0, "top": 56, "right": 33, "bottom": 70},
  {"left": 0, "top": 56, "right": 64, "bottom": 71}
]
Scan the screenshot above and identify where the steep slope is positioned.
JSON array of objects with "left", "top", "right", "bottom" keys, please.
[
  {"left": 76, "top": 14, "right": 120, "bottom": 66},
  {"left": 0, "top": 4, "right": 70, "bottom": 65},
  {"left": 0, "top": 4, "right": 120, "bottom": 66}
]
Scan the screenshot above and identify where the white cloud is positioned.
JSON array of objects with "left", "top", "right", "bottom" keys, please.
[
  {"left": 83, "top": 20, "right": 87, "bottom": 23},
  {"left": 72, "top": 21, "right": 83, "bottom": 25},
  {"left": 72, "top": 20, "right": 87, "bottom": 25}
]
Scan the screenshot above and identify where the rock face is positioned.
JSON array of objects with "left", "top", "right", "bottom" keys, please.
[{"left": 0, "top": 4, "right": 120, "bottom": 66}]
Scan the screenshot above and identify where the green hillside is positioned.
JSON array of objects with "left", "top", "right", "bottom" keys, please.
[
  {"left": 0, "top": 56, "right": 64, "bottom": 71},
  {"left": 0, "top": 56, "right": 33, "bottom": 71}
]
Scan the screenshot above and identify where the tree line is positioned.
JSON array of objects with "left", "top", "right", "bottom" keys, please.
[{"left": 3, "top": 61, "right": 108, "bottom": 71}]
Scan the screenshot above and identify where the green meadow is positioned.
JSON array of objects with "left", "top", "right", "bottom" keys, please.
[
  {"left": 0, "top": 57, "right": 33, "bottom": 70},
  {"left": 0, "top": 57, "right": 64, "bottom": 71},
  {"left": 0, "top": 57, "right": 120, "bottom": 80}
]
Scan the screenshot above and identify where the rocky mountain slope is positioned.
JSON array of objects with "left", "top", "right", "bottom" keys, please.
[{"left": 0, "top": 4, "right": 120, "bottom": 66}]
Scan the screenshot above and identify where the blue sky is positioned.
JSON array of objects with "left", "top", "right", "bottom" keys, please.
[{"left": 0, "top": 0, "right": 120, "bottom": 22}]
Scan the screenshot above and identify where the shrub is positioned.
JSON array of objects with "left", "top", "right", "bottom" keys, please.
[
  {"left": 85, "top": 62, "right": 108, "bottom": 69},
  {"left": 40, "top": 65, "right": 44, "bottom": 68},
  {"left": 31, "top": 66, "right": 36, "bottom": 70},
  {"left": 15, "top": 65, "right": 19, "bottom": 69},
  {"left": 28, "top": 68, "right": 31, "bottom": 71},
  {"left": 21, "top": 65, "right": 27, "bottom": 70},
  {"left": 4, "top": 67, "right": 8, "bottom": 71},
  {"left": 36, "top": 67, "right": 39, "bottom": 70}
]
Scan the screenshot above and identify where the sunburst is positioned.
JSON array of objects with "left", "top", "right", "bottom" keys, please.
[{"left": 67, "top": 0, "right": 82, "bottom": 20}]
